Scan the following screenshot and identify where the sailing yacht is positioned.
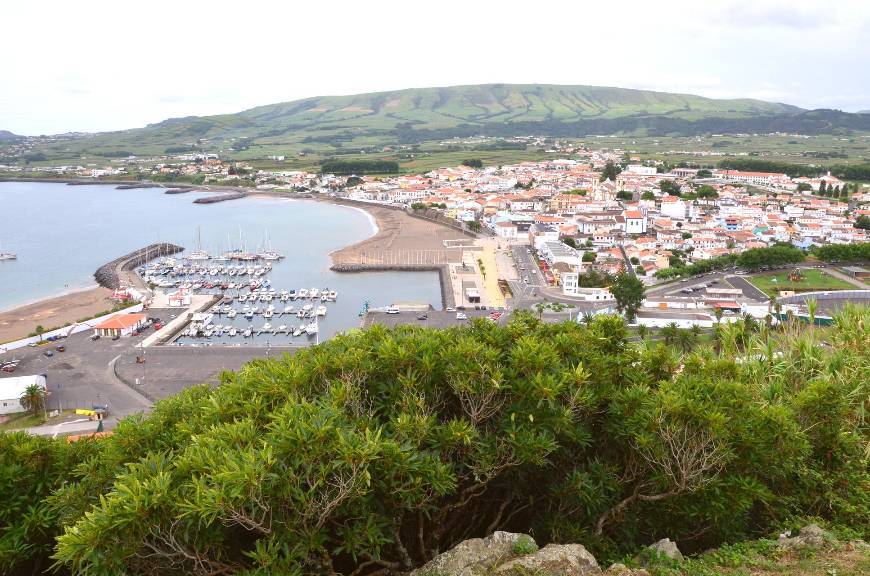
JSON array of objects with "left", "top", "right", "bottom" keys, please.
[
  {"left": 258, "top": 229, "right": 284, "bottom": 260},
  {"left": 188, "top": 227, "right": 211, "bottom": 261}
]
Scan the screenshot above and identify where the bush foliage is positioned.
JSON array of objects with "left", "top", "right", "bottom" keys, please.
[{"left": 1, "top": 308, "right": 868, "bottom": 575}]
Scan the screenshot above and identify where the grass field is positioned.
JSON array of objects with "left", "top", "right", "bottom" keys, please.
[
  {"left": 0, "top": 412, "right": 46, "bottom": 431},
  {"left": 749, "top": 269, "right": 855, "bottom": 297}
]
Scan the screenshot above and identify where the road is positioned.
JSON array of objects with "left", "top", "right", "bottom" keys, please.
[{"left": 511, "top": 246, "right": 546, "bottom": 288}]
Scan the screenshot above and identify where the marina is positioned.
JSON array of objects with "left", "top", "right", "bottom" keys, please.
[
  {"left": 138, "top": 255, "right": 338, "bottom": 344},
  {"left": 0, "top": 181, "right": 442, "bottom": 343}
]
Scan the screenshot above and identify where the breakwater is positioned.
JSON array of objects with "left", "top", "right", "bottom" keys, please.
[
  {"left": 193, "top": 191, "right": 247, "bottom": 204},
  {"left": 164, "top": 187, "right": 197, "bottom": 194},
  {"left": 331, "top": 263, "right": 454, "bottom": 309},
  {"left": 94, "top": 243, "right": 184, "bottom": 289},
  {"left": 115, "top": 183, "right": 162, "bottom": 190}
]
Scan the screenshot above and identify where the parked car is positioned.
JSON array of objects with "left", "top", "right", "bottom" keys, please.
[
  {"left": 445, "top": 307, "right": 456, "bottom": 312},
  {"left": 1, "top": 365, "right": 14, "bottom": 373},
  {"left": 456, "top": 313, "right": 468, "bottom": 320},
  {"left": 43, "top": 350, "right": 54, "bottom": 358},
  {"left": 90, "top": 334, "right": 100, "bottom": 341},
  {"left": 112, "top": 334, "right": 120, "bottom": 341},
  {"left": 55, "top": 345, "right": 65, "bottom": 352},
  {"left": 386, "top": 307, "right": 400, "bottom": 315},
  {"left": 416, "top": 314, "right": 428, "bottom": 321}
]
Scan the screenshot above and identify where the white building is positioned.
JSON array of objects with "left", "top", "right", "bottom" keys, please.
[
  {"left": 0, "top": 375, "right": 47, "bottom": 415},
  {"left": 625, "top": 165, "right": 657, "bottom": 176},
  {"left": 494, "top": 221, "right": 518, "bottom": 239},
  {"left": 623, "top": 210, "right": 647, "bottom": 234},
  {"left": 561, "top": 272, "right": 615, "bottom": 300},
  {"left": 660, "top": 196, "right": 687, "bottom": 220}
]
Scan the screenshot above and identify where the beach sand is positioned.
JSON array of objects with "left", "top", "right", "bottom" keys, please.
[
  {"left": 0, "top": 287, "right": 113, "bottom": 344},
  {"left": 328, "top": 202, "right": 468, "bottom": 266}
]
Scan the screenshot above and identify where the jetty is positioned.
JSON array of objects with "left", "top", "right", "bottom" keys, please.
[
  {"left": 94, "top": 243, "right": 183, "bottom": 290},
  {"left": 115, "top": 183, "right": 162, "bottom": 190},
  {"left": 193, "top": 191, "right": 247, "bottom": 204}
]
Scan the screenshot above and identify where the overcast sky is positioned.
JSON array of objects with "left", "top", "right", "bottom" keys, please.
[{"left": 2, "top": 0, "right": 868, "bottom": 135}]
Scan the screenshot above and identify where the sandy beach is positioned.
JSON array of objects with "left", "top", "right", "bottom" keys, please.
[
  {"left": 0, "top": 287, "right": 113, "bottom": 344},
  {"left": 0, "top": 197, "right": 468, "bottom": 345},
  {"left": 328, "top": 201, "right": 469, "bottom": 267}
]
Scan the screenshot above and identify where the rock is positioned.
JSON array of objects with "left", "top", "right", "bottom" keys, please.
[
  {"left": 494, "top": 543, "right": 600, "bottom": 576},
  {"left": 411, "top": 531, "right": 530, "bottom": 576},
  {"left": 779, "top": 524, "right": 833, "bottom": 550},
  {"left": 647, "top": 538, "right": 683, "bottom": 561}
]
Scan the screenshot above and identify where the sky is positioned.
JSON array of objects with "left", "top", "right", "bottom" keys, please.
[{"left": 1, "top": 0, "right": 868, "bottom": 135}]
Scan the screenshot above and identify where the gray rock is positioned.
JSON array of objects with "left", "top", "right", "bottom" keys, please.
[
  {"left": 494, "top": 543, "right": 600, "bottom": 576},
  {"left": 412, "top": 531, "right": 529, "bottom": 576},
  {"left": 646, "top": 538, "right": 683, "bottom": 561},
  {"left": 779, "top": 524, "right": 832, "bottom": 550}
]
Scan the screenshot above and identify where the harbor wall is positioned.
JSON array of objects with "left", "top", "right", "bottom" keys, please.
[
  {"left": 94, "top": 243, "right": 184, "bottom": 290},
  {"left": 0, "top": 304, "right": 145, "bottom": 353}
]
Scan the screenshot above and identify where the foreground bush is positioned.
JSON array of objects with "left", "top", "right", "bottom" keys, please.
[{"left": 1, "top": 308, "right": 868, "bottom": 575}]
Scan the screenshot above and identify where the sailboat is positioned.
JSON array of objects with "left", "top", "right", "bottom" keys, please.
[
  {"left": 188, "top": 226, "right": 211, "bottom": 261},
  {"left": 258, "top": 229, "right": 284, "bottom": 261},
  {"left": 0, "top": 241, "right": 16, "bottom": 261}
]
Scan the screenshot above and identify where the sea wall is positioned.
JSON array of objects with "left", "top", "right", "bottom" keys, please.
[
  {"left": 94, "top": 243, "right": 184, "bottom": 290},
  {"left": 331, "top": 263, "right": 455, "bottom": 309},
  {"left": 193, "top": 191, "right": 247, "bottom": 204}
]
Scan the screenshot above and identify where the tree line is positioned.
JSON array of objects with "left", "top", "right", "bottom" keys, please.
[{"left": 321, "top": 159, "right": 400, "bottom": 174}]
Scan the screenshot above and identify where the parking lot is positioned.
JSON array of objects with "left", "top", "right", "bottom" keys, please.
[{"left": 1, "top": 326, "right": 154, "bottom": 425}]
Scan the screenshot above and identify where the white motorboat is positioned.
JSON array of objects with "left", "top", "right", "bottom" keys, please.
[
  {"left": 262, "top": 323, "right": 272, "bottom": 331},
  {"left": 309, "top": 288, "right": 320, "bottom": 299},
  {"left": 328, "top": 290, "right": 337, "bottom": 301},
  {"left": 229, "top": 328, "right": 237, "bottom": 337},
  {"left": 283, "top": 305, "right": 294, "bottom": 314},
  {"left": 244, "top": 328, "right": 252, "bottom": 338},
  {"left": 228, "top": 309, "right": 237, "bottom": 319},
  {"left": 298, "top": 288, "right": 309, "bottom": 299},
  {"left": 292, "top": 326, "right": 303, "bottom": 337},
  {"left": 305, "top": 321, "right": 318, "bottom": 336},
  {"left": 263, "top": 310, "right": 273, "bottom": 319},
  {"left": 316, "top": 305, "right": 327, "bottom": 317}
]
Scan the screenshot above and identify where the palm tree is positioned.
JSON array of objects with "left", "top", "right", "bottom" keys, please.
[
  {"left": 714, "top": 307, "right": 723, "bottom": 324},
  {"left": 19, "top": 384, "right": 45, "bottom": 417},
  {"left": 676, "top": 329, "right": 695, "bottom": 353},
  {"left": 636, "top": 324, "right": 649, "bottom": 340},
  {"left": 661, "top": 322, "right": 679, "bottom": 345}
]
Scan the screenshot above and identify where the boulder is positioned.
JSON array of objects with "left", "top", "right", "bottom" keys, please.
[
  {"left": 646, "top": 538, "right": 683, "bottom": 561},
  {"left": 494, "top": 543, "right": 600, "bottom": 576},
  {"left": 411, "top": 531, "right": 530, "bottom": 576},
  {"left": 779, "top": 524, "right": 833, "bottom": 550}
]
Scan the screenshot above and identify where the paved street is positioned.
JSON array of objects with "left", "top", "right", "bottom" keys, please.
[{"left": 511, "top": 246, "right": 546, "bottom": 287}]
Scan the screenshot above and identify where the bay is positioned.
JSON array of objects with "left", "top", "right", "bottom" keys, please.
[{"left": 0, "top": 182, "right": 441, "bottom": 339}]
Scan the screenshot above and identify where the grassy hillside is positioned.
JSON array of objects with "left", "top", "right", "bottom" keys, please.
[{"left": 7, "top": 84, "right": 870, "bottom": 166}]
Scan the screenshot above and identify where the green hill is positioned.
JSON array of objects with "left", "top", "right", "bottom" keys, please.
[{"left": 10, "top": 84, "right": 870, "bottom": 162}]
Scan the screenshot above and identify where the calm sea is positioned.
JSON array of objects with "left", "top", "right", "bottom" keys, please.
[{"left": 0, "top": 182, "right": 441, "bottom": 339}]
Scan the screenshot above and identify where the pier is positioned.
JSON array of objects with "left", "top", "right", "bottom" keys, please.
[{"left": 193, "top": 191, "right": 247, "bottom": 204}]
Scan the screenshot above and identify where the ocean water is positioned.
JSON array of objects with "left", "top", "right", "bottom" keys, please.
[{"left": 0, "top": 182, "right": 441, "bottom": 339}]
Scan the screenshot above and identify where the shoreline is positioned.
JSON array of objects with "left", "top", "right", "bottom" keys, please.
[
  {"left": 0, "top": 283, "right": 101, "bottom": 315},
  {"left": 0, "top": 185, "right": 463, "bottom": 343},
  {"left": 0, "top": 287, "right": 114, "bottom": 345}
]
